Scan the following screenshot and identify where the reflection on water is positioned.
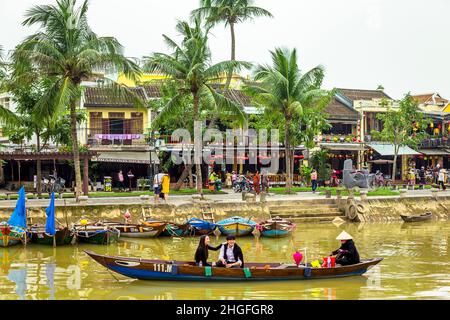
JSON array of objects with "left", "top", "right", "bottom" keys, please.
[{"left": 0, "top": 221, "right": 449, "bottom": 300}]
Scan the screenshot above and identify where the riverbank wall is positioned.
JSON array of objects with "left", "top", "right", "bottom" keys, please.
[{"left": 0, "top": 195, "right": 448, "bottom": 224}]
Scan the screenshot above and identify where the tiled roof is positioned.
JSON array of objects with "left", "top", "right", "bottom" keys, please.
[
  {"left": 84, "top": 87, "right": 146, "bottom": 107},
  {"left": 84, "top": 85, "right": 253, "bottom": 107},
  {"left": 223, "top": 89, "right": 252, "bottom": 107},
  {"left": 324, "top": 97, "right": 359, "bottom": 120},
  {"left": 142, "top": 85, "right": 162, "bottom": 99},
  {"left": 412, "top": 93, "right": 448, "bottom": 105},
  {"left": 337, "top": 88, "right": 392, "bottom": 101}
]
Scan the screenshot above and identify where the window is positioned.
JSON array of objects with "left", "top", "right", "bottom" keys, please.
[
  {"left": 131, "top": 112, "right": 143, "bottom": 134},
  {"left": 89, "top": 112, "right": 102, "bottom": 136}
]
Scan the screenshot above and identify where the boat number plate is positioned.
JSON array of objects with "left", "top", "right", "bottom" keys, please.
[{"left": 153, "top": 263, "right": 173, "bottom": 273}]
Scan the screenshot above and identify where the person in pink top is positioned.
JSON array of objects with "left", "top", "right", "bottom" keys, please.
[{"left": 311, "top": 169, "right": 318, "bottom": 193}]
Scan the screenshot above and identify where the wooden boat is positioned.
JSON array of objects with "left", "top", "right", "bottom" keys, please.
[
  {"left": 142, "top": 219, "right": 192, "bottom": 237},
  {"left": 400, "top": 212, "right": 433, "bottom": 223},
  {"left": 91, "top": 220, "right": 165, "bottom": 238},
  {"left": 186, "top": 218, "right": 217, "bottom": 236},
  {"left": 216, "top": 216, "right": 257, "bottom": 237},
  {"left": 160, "top": 222, "right": 193, "bottom": 237},
  {"left": 85, "top": 250, "right": 383, "bottom": 282},
  {"left": 73, "top": 225, "right": 120, "bottom": 245},
  {"left": 258, "top": 217, "right": 296, "bottom": 238},
  {"left": 0, "top": 222, "right": 26, "bottom": 247},
  {"left": 29, "top": 225, "right": 74, "bottom": 246}
]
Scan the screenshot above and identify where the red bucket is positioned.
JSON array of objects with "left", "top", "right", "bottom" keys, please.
[{"left": 323, "top": 256, "right": 336, "bottom": 268}]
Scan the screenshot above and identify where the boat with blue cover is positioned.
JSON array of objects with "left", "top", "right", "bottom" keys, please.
[
  {"left": 85, "top": 250, "right": 383, "bottom": 282},
  {"left": 1, "top": 187, "right": 28, "bottom": 247},
  {"left": 216, "top": 216, "right": 257, "bottom": 237},
  {"left": 186, "top": 218, "right": 217, "bottom": 235}
]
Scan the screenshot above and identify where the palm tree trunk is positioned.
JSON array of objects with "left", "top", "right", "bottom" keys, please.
[
  {"left": 193, "top": 92, "right": 203, "bottom": 195},
  {"left": 70, "top": 99, "right": 82, "bottom": 200},
  {"left": 173, "top": 164, "right": 192, "bottom": 191},
  {"left": 36, "top": 131, "right": 42, "bottom": 197},
  {"left": 285, "top": 119, "right": 293, "bottom": 193},
  {"left": 225, "top": 22, "right": 236, "bottom": 91}
]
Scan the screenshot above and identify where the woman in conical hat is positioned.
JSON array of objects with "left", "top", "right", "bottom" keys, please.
[{"left": 331, "top": 231, "right": 360, "bottom": 266}]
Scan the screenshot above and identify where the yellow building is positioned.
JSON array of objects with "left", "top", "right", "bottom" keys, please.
[{"left": 116, "top": 72, "right": 247, "bottom": 89}]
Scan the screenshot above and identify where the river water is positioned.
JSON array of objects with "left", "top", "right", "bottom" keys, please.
[{"left": 0, "top": 221, "right": 449, "bottom": 300}]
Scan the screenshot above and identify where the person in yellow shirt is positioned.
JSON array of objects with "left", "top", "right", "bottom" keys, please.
[{"left": 161, "top": 172, "right": 170, "bottom": 202}]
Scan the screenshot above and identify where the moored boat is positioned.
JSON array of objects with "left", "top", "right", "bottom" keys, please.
[
  {"left": 216, "top": 216, "right": 257, "bottom": 237},
  {"left": 400, "top": 212, "right": 433, "bottom": 223},
  {"left": 258, "top": 217, "right": 296, "bottom": 238},
  {"left": 0, "top": 222, "right": 26, "bottom": 247},
  {"left": 91, "top": 220, "right": 165, "bottom": 238},
  {"left": 160, "top": 222, "right": 193, "bottom": 237},
  {"left": 29, "top": 225, "right": 74, "bottom": 246},
  {"left": 85, "top": 250, "right": 383, "bottom": 282},
  {"left": 74, "top": 225, "right": 120, "bottom": 245},
  {"left": 186, "top": 218, "right": 217, "bottom": 236}
]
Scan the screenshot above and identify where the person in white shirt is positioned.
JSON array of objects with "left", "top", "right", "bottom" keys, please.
[
  {"left": 153, "top": 172, "right": 165, "bottom": 203},
  {"left": 216, "top": 235, "right": 244, "bottom": 268},
  {"left": 438, "top": 169, "right": 447, "bottom": 191}
]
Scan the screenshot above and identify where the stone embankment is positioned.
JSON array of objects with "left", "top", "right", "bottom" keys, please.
[{"left": 0, "top": 193, "right": 448, "bottom": 224}]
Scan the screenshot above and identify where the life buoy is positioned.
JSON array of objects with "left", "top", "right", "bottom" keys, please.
[
  {"left": 356, "top": 204, "right": 368, "bottom": 214},
  {"left": 347, "top": 205, "right": 358, "bottom": 220}
]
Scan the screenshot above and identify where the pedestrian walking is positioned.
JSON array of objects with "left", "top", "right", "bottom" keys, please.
[
  {"left": 261, "top": 170, "right": 269, "bottom": 193},
  {"left": 438, "top": 169, "right": 446, "bottom": 191},
  {"left": 253, "top": 171, "right": 261, "bottom": 195},
  {"left": 311, "top": 169, "right": 318, "bottom": 193}
]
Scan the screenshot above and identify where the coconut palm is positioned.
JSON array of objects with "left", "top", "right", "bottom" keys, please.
[
  {"left": 245, "top": 48, "right": 328, "bottom": 193},
  {"left": 0, "top": 46, "right": 20, "bottom": 125},
  {"left": 192, "top": 0, "right": 272, "bottom": 90},
  {"left": 143, "top": 19, "right": 251, "bottom": 195},
  {"left": 13, "top": 0, "right": 142, "bottom": 199}
]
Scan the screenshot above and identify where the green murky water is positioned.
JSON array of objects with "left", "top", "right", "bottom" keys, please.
[{"left": 0, "top": 221, "right": 449, "bottom": 300}]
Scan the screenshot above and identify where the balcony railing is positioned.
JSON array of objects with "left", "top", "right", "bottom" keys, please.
[
  {"left": 86, "top": 128, "right": 147, "bottom": 147},
  {"left": 419, "top": 136, "right": 450, "bottom": 148}
]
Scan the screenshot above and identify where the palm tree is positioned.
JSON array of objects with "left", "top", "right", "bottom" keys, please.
[
  {"left": 192, "top": 0, "right": 272, "bottom": 90},
  {"left": 0, "top": 46, "right": 20, "bottom": 125},
  {"left": 143, "top": 19, "right": 250, "bottom": 195},
  {"left": 13, "top": 0, "right": 142, "bottom": 199},
  {"left": 245, "top": 48, "right": 327, "bottom": 193}
]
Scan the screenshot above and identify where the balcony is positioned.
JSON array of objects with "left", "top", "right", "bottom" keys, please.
[
  {"left": 419, "top": 136, "right": 450, "bottom": 148},
  {"left": 86, "top": 129, "right": 148, "bottom": 151}
]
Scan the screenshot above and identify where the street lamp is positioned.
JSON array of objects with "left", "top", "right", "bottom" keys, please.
[{"left": 147, "top": 131, "right": 161, "bottom": 187}]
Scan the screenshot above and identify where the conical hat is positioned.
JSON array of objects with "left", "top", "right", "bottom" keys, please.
[{"left": 336, "top": 231, "right": 353, "bottom": 240}]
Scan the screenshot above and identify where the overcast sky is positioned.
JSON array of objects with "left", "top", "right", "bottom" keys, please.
[{"left": 1, "top": 0, "right": 450, "bottom": 99}]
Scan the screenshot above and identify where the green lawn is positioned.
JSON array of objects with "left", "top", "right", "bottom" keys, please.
[
  {"left": 318, "top": 188, "right": 400, "bottom": 197},
  {"left": 0, "top": 189, "right": 227, "bottom": 200},
  {"left": 268, "top": 186, "right": 400, "bottom": 196}
]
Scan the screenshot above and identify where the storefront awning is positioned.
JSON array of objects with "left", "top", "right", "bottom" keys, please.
[
  {"left": 93, "top": 152, "right": 160, "bottom": 164},
  {"left": 321, "top": 143, "right": 367, "bottom": 151},
  {"left": 368, "top": 144, "right": 421, "bottom": 156},
  {"left": 417, "top": 149, "right": 450, "bottom": 156}
]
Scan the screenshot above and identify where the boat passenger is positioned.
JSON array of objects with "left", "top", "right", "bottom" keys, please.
[
  {"left": 216, "top": 235, "right": 244, "bottom": 268},
  {"left": 194, "top": 235, "right": 221, "bottom": 267},
  {"left": 331, "top": 231, "right": 360, "bottom": 266}
]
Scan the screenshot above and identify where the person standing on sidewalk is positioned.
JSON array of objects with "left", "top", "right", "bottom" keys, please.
[
  {"left": 117, "top": 170, "right": 125, "bottom": 192},
  {"left": 438, "top": 169, "right": 446, "bottom": 191},
  {"left": 311, "top": 169, "right": 318, "bottom": 193},
  {"left": 253, "top": 171, "right": 261, "bottom": 195}
]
